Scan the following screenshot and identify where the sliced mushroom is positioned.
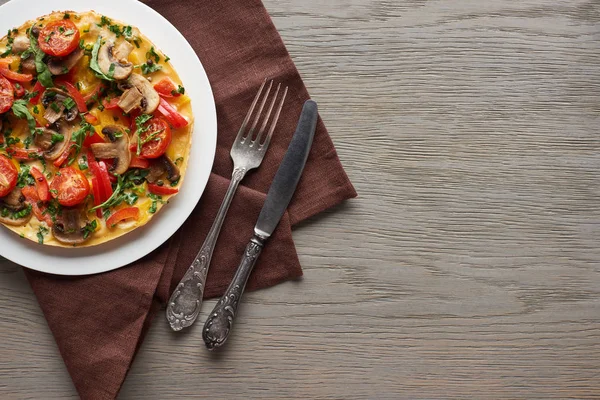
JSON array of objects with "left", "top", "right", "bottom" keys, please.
[
  {"left": 11, "top": 35, "right": 30, "bottom": 53},
  {"left": 161, "top": 155, "right": 181, "bottom": 182},
  {"left": 0, "top": 207, "right": 32, "bottom": 226},
  {"left": 117, "top": 88, "right": 144, "bottom": 113},
  {"left": 117, "top": 73, "right": 159, "bottom": 114},
  {"left": 145, "top": 160, "right": 165, "bottom": 183},
  {"left": 10, "top": 35, "right": 36, "bottom": 71},
  {"left": 113, "top": 40, "right": 134, "bottom": 61},
  {"left": 97, "top": 40, "right": 133, "bottom": 80},
  {"left": 90, "top": 125, "right": 131, "bottom": 175},
  {"left": 34, "top": 123, "right": 75, "bottom": 161},
  {"left": 48, "top": 47, "right": 84, "bottom": 76},
  {"left": 1, "top": 187, "right": 26, "bottom": 211},
  {"left": 51, "top": 207, "right": 92, "bottom": 245},
  {"left": 0, "top": 188, "right": 32, "bottom": 226},
  {"left": 21, "top": 56, "right": 35, "bottom": 72},
  {"left": 146, "top": 155, "right": 180, "bottom": 183},
  {"left": 42, "top": 88, "right": 78, "bottom": 124}
]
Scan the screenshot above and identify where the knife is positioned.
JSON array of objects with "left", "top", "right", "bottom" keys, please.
[{"left": 202, "top": 99, "right": 318, "bottom": 350}]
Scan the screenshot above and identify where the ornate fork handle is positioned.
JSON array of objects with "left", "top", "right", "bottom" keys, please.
[
  {"left": 166, "top": 167, "right": 247, "bottom": 331},
  {"left": 203, "top": 233, "right": 266, "bottom": 349}
]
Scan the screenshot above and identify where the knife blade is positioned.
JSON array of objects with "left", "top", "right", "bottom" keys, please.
[
  {"left": 202, "top": 99, "right": 318, "bottom": 349},
  {"left": 255, "top": 99, "right": 318, "bottom": 238}
]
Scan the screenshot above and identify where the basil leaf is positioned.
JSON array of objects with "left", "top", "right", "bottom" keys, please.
[
  {"left": 90, "top": 36, "right": 114, "bottom": 81},
  {"left": 11, "top": 100, "right": 36, "bottom": 135},
  {"left": 28, "top": 26, "right": 53, "bottom": 88}
]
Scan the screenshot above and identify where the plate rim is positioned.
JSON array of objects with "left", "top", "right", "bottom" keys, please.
[{"left": 0, "top": 0, "right": 217, "bottom": 275}]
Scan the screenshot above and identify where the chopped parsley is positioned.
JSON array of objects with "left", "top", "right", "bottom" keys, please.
[
  {"left": 140, "top": 61, "right": 162, "bottom": 75},
  {"left": 171, "top": 85, "right": 185, "bottom": 96},
  {"left": 98, "top": 16, "right": 111, "bottom": 27},
  {"left": 12, "top": 204, "right": 32, "bottom": 220},
  {"left": 146, "top": 47, "right": 160, "bottom": 62},
  {"left": 37, "top": 225, "right": 49, "bottom": 244},
  {"left": 148, "top": 193, "right": 166, "bottom": 214},
  {"left": 82, "top": 220, "right": 97, "bottom": 239},
  {"left": 79, "top": 154, "right": 88, "bottom": 170},
  {"left": 51, "top": 133, "right": 64, "bottom": 145},
  {"left": 122, "top": 26, "right": 133, "bottom": 39},
  {"left": 16, "top": 164, "right": 34, "bottom": 188},
  {"left": 63, "top": 97, "right": 76, "bottom": 110},
  {"left": 0, "top": 29, "right": 15, "bottom": 58}
]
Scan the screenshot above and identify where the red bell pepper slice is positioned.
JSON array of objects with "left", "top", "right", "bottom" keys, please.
[
  {"left": 83, "top": 129, "right": 104, "bottom": 147},
  {"left": 90, "top": 176, "right": 103, "bottom": 218},
  {"left": 0, "top": 59, "right": 33, "bottom": 82},
  {"left": 147, "top": 183, "right": 179, "bottom": 195},
  {"left": 102, "top": 97, "right": 121, "bottom": 110},
  {"left": 84, "top": 113, "right": 99, "bottom": 126},
  {"left": 21, "top": 185, "right": 53, "bottom": 226},
  {"left": 106, "top": 207, "right": 139, "bottom": 227},
  {"left": 11, "top": 81, "right": 25, "bottom": 98},
  {"left": 6, "top": 147, "right": 43, "bottom": 160},
  {"left": 129, "top": 155, "right": 150, "bottom": 169},
  {"left": 53, "top": 145, "right": 73, "bottom": 167},
  {"left": 29, "top": 81, "right": 44, "bottom": 104},
  {"left": 156, "top": 97, "right": 188, "bottom": 128},
  {"left": 83, "top": 83, "right": 105, "bottom": 104},
  {"left": 29, "top": 166, "right": 50, "bottom": 202},
  {"left": 96, "top": 161, "right": 113, "bottom": 200},
  {"left": 153, "top": 78, "right": 180, "bottom": 98},
  {"left": 57, "top": 80, "right": 88, "bottom": 113}
]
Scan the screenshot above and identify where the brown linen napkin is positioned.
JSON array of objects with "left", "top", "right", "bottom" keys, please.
[{"left": 23, "top": 0, "right": 357, "bottom": 399}]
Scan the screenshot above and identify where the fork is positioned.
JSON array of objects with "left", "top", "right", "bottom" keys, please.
[{"left": 166, "top": 80, "right": 288, "bottom": 331}]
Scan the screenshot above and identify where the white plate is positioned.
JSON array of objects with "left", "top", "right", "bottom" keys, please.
[{"left": 0, "top": 0, "right": 217, "bottom": 275}]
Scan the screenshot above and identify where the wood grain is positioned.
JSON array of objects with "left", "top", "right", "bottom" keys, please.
[{"left": 1, "top": 0, "right": 599, "bottom": 398}]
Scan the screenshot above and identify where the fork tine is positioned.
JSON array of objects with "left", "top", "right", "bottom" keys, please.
[
  {"left": 234, "top": 79, "right": 267, "bottom": 143},
  {"left": 254, "top": 83, "right": 281, "bottom": 145},
  {"left": 246, "top": 80, "right": 273, "bottom": 142},
  {"left": 261, "top": 86, "right": 288, "bottom": 148}
]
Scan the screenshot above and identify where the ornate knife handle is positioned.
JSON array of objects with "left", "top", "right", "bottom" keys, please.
[
  {"left": 166, "top": 168, "right": 246, "bottom": 331},
  {"left": 202, "top": 233, "right": 266, "bottom": 349}
]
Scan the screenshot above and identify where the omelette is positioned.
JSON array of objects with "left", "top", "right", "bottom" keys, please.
[{"left": 0, "top": 10, "right": 194, "bottom": 246}]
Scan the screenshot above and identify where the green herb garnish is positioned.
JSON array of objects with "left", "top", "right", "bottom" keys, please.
[
  {"left": 11, "top": 100, "right": 36, "bottom": 135},
  {"left": 90, "top": 36, "right": 114, "bottom": 81},
  {"left": 28, "top": 27, "right": 53, "bottom": 87}
]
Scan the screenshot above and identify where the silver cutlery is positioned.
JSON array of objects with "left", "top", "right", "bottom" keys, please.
[
  {"left": 166, "top": 80, "right": 288, "bottom": 331},
  {"left": 202, "top": 99, "right": 318, "bottom": 349}
]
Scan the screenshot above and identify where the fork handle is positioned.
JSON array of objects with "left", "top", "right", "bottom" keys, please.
[
  {"left": 202, "top": 233, "right": 267, "bottom": 350},
  {"left": 166, "top": 167, "right": 247, "bottom": 331}
]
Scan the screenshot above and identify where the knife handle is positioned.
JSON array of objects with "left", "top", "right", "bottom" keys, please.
[{"left": 202, "top": 233, "right": 267, "bottom": 350}]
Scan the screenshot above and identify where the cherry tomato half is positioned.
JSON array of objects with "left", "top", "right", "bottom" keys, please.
[
  {"left": 38, "top": 20, "right": 80, "bottom": 57},
  {"left": 0, "top": 75, "right": 14, "bottom": 114},
  {"left": 50, "top": 167, "right": 90, "bottom": 206},
  {"left": 0, "top": 155, "right": 18, "bottom": 197},
  {"left": 138, "top": 117, "right": 172, "bottom": 159}
]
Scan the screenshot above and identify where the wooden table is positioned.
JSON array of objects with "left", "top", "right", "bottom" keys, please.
[{"left": 1, "top": 1, "right": 599, "bottom": 398}]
